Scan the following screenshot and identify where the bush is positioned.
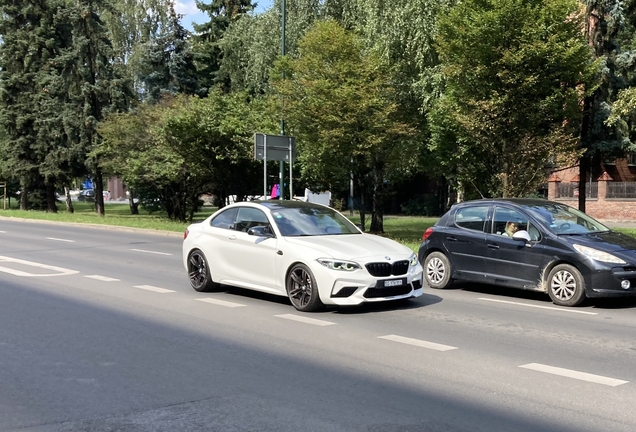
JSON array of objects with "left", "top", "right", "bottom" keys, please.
[{"left": 401, "top": 194, "right": 439, "bottom": 216}]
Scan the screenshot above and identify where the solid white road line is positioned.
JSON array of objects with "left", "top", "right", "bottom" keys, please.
[
  {"left": 479, "top": 298, "right": 598, "bottom": 315},
  {"left": 133, "top": 285, "right": 176, "bottom": 294},
  {"left": 0, "top": 231, "right": 6, "bottom": 233},
  {"left": 196, "top": 298, "right": 247, "bottom": 308},
  {"left": 275, "top": 314, "right": 336, "bottom": 326},
  {"left": 46, "top": 237, "right": 75, "bottom": 243},
  {"left": 378, "top": 334, "right": 458, "bottom": 352},
  {"left": 85, "top": 275, "right": 120, "bottom": 282},
  {"left": 130, "top": 249, "right": 172, "bottom": 256},
  {"left": 520, "top": 363, "right": 628, "bottom": 387}
]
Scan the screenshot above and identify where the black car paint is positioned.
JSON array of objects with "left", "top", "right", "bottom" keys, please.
[{"left": 418, "top": 198, "right": 636, "bottom": 299}]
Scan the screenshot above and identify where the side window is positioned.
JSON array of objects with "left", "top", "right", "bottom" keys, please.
[
  {"left": 493, "top": 207, "right": 529, "bottom": 237},
  {"left": 454, "top": 206, "right": 489, "bottom": 232},
  {"left": 235, "top": 208, "right": 270, "bottom": 233},
  {"left": 210, "top": 208, "right": 238, "bottom": 230}
]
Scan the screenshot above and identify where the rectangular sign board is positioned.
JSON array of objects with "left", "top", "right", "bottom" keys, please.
[{"left": 254, "top": 133, "right": 297, "bottom": 162}]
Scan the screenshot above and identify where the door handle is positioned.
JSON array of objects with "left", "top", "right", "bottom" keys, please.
[
  {"left": 228, "top": 235, "right": 237, "bottom": 240},
  {"left": 487, "top": 243, "right": 499, "bottom": 249},
  {"left": 446, "top": 237, "right": 458, "bottom": 242}
]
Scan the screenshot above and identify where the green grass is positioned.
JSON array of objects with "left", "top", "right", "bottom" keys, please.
[{"left": 2, "top": 201, "right": 634, "bottom": 253}]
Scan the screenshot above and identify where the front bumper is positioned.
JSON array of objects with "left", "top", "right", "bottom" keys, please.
[{"left": 587, "top": 266, "right": 636, "bottom": 298}]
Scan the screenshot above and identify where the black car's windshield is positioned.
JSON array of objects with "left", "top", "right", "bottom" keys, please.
[
  {"left": 524, "top": 203, "right": 610, "bottom": 235},
  {"left": 271, "top": 206, "right": 360, "bottom": 237}
]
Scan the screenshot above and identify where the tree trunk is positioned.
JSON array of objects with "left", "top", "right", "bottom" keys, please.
[
  {"left": 94, "top": 169, "right": 105, "bottom": 216},
  {"left": 46, "top": 181, "right": 57, "bottom": 213},
  {"left": 356, "top": 177, "right": 366, "bottom": 232},
  {"left": 369, "top": 167, "right": 384, "bottom": 233},
  {"left": 64, "top": 186, "right": 74, "bottom": 213},
  {"left": 128, "top": 190, "right": 139, "bottom": 214},
  {"left": 19, "top": 179, "right": 28, "bottom": 210}
]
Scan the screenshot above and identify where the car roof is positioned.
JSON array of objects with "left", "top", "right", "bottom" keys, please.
[
  {"left": 453, "top": 198, "right": 560, "bottom": 207},
  {"left": 246, "top": 200, "right": 329, "bottom": 211}
]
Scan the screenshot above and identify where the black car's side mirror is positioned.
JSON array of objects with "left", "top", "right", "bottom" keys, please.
[{"left": 247, "top": 225, "right": 274, "bottom": 238}]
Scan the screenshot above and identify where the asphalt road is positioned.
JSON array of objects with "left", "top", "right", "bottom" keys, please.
[{"left": 1, "top": 218, "right": 636, "bottom": 431}]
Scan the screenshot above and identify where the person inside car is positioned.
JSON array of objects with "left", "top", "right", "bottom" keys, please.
[{"left": 504, "top": 221, "right": 519, "bottom": 237}]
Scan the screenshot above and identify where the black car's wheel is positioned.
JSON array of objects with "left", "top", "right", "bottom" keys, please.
[
  {"left": 424, "top": 252, "right": 453, "bottom": 289},
  {"left": 187, "top": 249, "right": 218, "bottom": 292},
  {"left": 286, "top": 264, "right": 324, "bottom": 312},
  {"left": 547, "top": 264, "right": 586, "bottom": 306}
]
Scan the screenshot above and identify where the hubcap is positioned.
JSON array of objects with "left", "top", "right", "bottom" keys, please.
[
  {"left": 289, "top": 268, "right": 312, "bottom": 307},
  {"left": 188, "top": 252, "right": 207, "bottom": 289},
  {"left": 551, "top": 270, "right": 576, "bottom": 301},
  {"left": 426, "top": 257, "right": 445, "bottom": 284}
]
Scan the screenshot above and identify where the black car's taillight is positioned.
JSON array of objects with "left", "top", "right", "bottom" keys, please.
[{"left": 422, "top": 227, "right": 434, "bottom": 241}]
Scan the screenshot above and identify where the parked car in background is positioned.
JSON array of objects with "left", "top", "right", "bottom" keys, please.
[
  {"left": 418, "top": 198, "right": 636, "bottom": 306},
  {"left": 183, "top": 200, "right": 424, "bottom": 312},
  {"left": 77, "top": 189, "right": 95, "bottom": 202}
]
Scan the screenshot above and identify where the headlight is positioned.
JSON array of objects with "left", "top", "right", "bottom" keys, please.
[
  {"left": 317, "top": 258, "right": 361, "bottom": 271},
  {"left": 409, "top": 253, "right": 419, "bottom": 266},
  {"left": 572, "top": 244, "right": 626, "bottom": 264}
]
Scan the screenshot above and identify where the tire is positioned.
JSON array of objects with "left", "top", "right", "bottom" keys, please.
[
  {"left": 547, "top": 264, "right": 586, "bottom": 306},
  {"left": 423, "top": 251, "right": 453, "bottom": 289},
  {"left": 286, "top": 263, "right": 324, "bottom": 312},
  {"left": 187, "top": 249, "right": 218, "bottom": 292}
]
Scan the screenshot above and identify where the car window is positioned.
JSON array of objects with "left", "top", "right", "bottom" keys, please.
[
  {"left": 271, "top": 206, "right": 360, "bottom": 237},
  {"left": 455, "top": 206, "right": 489, "bottom": 232},
  {"left": 210, "top": 208, "right": 238, "bottom": 230},
  {"left": 493, "top": 207, "right": 529, "bottom": 236},
  {"left": 235, "top": 207, "right": 270, "bottom": 233}
]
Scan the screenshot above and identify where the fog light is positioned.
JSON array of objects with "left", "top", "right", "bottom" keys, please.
[{"left": 621, "top": 280, "right": 630, "bottom": 289}]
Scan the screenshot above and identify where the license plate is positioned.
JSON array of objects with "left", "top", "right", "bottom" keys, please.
[{"left": 382, "top": 278, "right": 405, "bottom": 287}]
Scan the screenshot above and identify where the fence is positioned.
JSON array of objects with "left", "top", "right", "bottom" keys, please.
[
  {"left": 607, "top": 181, "right": 636, "bottom": 198},
  {"left": 549, "top": 179, "right": 636, "bottom": 220},
  {"left": 557, "top": 182, "right": 598, "bottom": 198}
]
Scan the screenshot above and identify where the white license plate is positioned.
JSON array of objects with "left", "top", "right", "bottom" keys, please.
[{"left": 383, "top": 279, "right": 404, "bottom": 287}]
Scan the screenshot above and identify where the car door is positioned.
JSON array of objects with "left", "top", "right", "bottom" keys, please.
[
  {"left": 443, "top": 204, "right": 490, "bottom": 281},
  {"left": 221, "top": 207, "right": 280, "bottom": 292},
  {"left": 484, "top": 206, "right": 546, "bottom": 289}
]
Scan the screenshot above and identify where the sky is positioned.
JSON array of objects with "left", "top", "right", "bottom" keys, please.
[{"left": 175, "top": 0, "right": 274, "bottom": 31}]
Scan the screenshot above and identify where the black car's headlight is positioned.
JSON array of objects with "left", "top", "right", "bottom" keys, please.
[
  {"left": 317, "top": 258, "right": 361, "bottom": 271},
  {"left": 573, "top": 244, "right": 627, "bottom": 264}
]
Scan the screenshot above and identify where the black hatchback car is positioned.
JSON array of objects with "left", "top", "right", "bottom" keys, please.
[{"left": 418, "top": 198, "right": 636, "bottom": 306}]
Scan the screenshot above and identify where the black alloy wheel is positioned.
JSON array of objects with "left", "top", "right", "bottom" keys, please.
[
  {"left": 286, "top": 264, "right": 324, "bottom": 312},
  {"left": 188, "top": 249, "right": 218, "bottom": 292}
]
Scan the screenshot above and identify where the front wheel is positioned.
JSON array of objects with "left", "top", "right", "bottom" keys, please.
[
  {"left": 286, "top": 264, "right": 324, "bottom": 312},
  {"left": 187, "top": 249, "right": 219, "bottom": 292},
  {"left": 423, "top": 251, "right": 453, "bottom": 289},
  {"left": 547, "top": 264, "right": 586, "bottom": 306}
]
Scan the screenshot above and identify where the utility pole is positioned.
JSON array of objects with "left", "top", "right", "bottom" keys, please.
[{"left": 280, "top": 0, "right": 286, "bottom": 200}]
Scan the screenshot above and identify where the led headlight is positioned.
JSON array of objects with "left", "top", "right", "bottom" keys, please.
[
  {"left": 573, "top": 244, "right": 626, "bottom": 264},
  {"left": 317, "top": 258, "right": 361, "bottom": 271},
  {"left": 409, "top": 253, "right": 419, "bottom": 266}
]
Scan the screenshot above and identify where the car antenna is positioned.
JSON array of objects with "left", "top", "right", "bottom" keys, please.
[{"left": 469, "top": 179, "right": 485, "bottom": 199}]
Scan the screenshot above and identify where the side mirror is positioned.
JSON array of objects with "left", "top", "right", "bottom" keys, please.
[
  {"left": 247, "top": 225, "right": 274, "bottom": 238},
  {"left": 512, "top": 230, "right": 531, "bottom": 242}
]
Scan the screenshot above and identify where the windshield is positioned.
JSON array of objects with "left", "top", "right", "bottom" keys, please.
[
  {"left": 271, "top": 206, "right": 360, "bottom": 237},
  {"left": 523, "top": 202, "right": 610, "bottom": 235}
]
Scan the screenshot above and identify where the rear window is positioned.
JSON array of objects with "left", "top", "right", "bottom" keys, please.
[{"left": 454, "top": 206, "right": 489, "bottom": 232}]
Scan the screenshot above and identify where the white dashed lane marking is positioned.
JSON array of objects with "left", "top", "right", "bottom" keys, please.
[
  {"left": 0, "top": 255, "right": 79, "bottom": 277},
  {"left": 133, "top": 285, "right": 176, "bottom": 294},
  {"left": 46, "top": 237, "right": 75, "bottom": 243},
  {"left": 275, "top": 314, "right": 336, "bottom": 326},
  {"left": 131, "top": 249, "right": 172, "bottom": 256},
  {"left": 520, "top": 363, "right": 628, "bottom": 387},
  {"left": 479, "top": 298, "right": 598, "bottom": 315},
  {"left": 196, "top": 298, "right": 246, "bottom": 308},
  {"left": 0, "top": 231, "right": 6, "bottom": 233},
  {"left": 378, "top": 334, "right": 458, "bottom": 352},
  {"left": 85, "top": 275, "right": 120, "bottom": 282}
]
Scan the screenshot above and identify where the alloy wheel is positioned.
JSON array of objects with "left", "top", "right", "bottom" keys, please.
[
  {"left": 288, "top": 267, "right": 313, "bottom": 309},
  {"left": 426, "top": 257, "right": 446, "bottom": 284},
  {"left": 188, "top": 251, "right": 208, "bottom": 290},
  {"left": 550, "top": 270, "right": 576, "bottom": 301}
]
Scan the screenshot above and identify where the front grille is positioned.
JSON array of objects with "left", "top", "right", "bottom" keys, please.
[
  {"left": 364, "top": 285, "right": 412, "bottom": 298},
  {"left": 365, "top": 260, "right": 410, "bottom": 277}
]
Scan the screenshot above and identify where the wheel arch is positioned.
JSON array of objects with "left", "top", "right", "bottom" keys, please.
[{"left": 540, "top": 259, "right": 589, "bottom": 293}]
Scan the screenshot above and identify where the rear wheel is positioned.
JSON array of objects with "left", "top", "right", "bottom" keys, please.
[
  {"left": 286, "top": 264, "right": 324, "bottom": 312},
  {"left": 187, "top": 249, "right": 218, "bottom": 292},
  {"left": 547, "top": 264, "right": 586, "bottom": 306},
  {"left": 424, "top": 252, "right": 453, "bottom": 289}
]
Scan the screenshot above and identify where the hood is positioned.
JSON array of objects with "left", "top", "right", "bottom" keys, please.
[
  {"left": 564, "top": 231, "right": 636, "bottom": 253},
  {"left": 284, "top": 233, "right": 413, "bottom": 260}
]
